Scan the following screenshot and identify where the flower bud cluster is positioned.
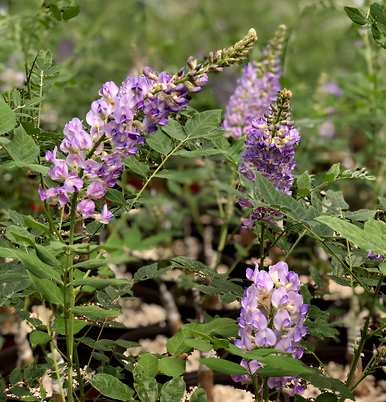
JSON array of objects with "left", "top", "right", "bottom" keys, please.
[
  {"left": 233, "top": 262, "right": 308, "bottom": 395},
  {"left": 223, "top": 25, "right": 287, "bottom": 138}
]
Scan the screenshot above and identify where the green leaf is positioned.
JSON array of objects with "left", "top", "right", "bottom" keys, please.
[
  {"left": 316, "top": 392, "right": 338, "bottom": 402},
  {"left": 316, "top": 216, "right": 386, "bottom": 255},
  {"left": 160, "top": 377, "right": 185, "bottom": 402},
  {"left": 13, "top": 249, "right": 62, "bottom": 283},
  {"left": 30, "top": 330, "right": 51, "bottom": 348},
  {"left": 167, "top": 331, "right": 192, "bottom": 355},
  {"left": 125, "top": 157, "right": 149, "bottom": 177},
  {"left": 137, "top": 353, "right": 159, "bottom": 378},
  {"left": 190, "top": 387, "right": 208, "bottom": 402},
  {"left": 35, "top": 244, "right": 59, "bottom": 267},
  {"left": 91, "top": 373, "right": 134, "bottom": 401},
  {"left": 296, "top": 171, "right": 312, "bottom": 197},
  {"left": 146, "top": 129, "right": 173, "bottom": 154},
  {"left": 379, "top": 262, "right": 386, "bottom": 275},
  {"left": 5, "top": 225, "right": 35, "bottom": 246},
  {"left": 344, "top": 7, "right": 367, "bottom": 25},
  {"left": 53, "top": 317, "right": 87, "bottom": 335},
  {"left": 30, "top": 275, "right": 64, "bottom": 305},
  {"left": 303, "top": 369, "right": 353, "bottom": 399},
  {"left": 200, "top": 358, "right": 248, "bottom": 376},
  {"left": 159, "top": 357, "right": 185, "bottom": 377},
  {"left": 72, "top": 278, "right": 131, "bottom": 290},
  {"left": 184, "top": 338, "right": 212, "bottom": 352},
  {"left": 252, "top": 172, "right": 319, "bottom": 224},
  {"left": 73, "top": 258, "right": 107, "bottom": 270},
  {"left": 4, "top": 125, "right": 39, "bottom": 164},
  {"left": 0, "top": 96, "right": 16, "bottom": 135},
  {"left": 72, "top": 305, "right": 120, "bottom": 321},
  {"left": 324, "top": 163, "right": 341, "bottom": 183},
  {"left": 173, "top": 148, "right": 223, "bottom": 158},
  {"left": 255, "top": 355, "right": 312, "bottom": 377},
  {"left": 133, "top": 365, "right": 158, "bottom": 402},
  {"left": 62, "top": 5, "right": 80, "bottom": 20},
  {"left": 162, "top": 119, "right": 186, "bottom": 140},
  {"left": 185, "top": 110, "right": 222, "bottom": 139}
]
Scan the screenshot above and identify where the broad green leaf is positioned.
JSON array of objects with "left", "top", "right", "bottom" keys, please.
[
  {"left": 4, "top": 125, "right": 39, "bottom": 163},
  {"left": 159, "top": 357, "right": 185, "bottom": 377},
  {"left": 185, "top": 110, "right": 222, "bottom": 139},
  {"left": 133, "top": 365, "right": 158, "bottom": 402},
  {"left": 72, "top": 278, "right": 130, "bottom": 290},
  {"left": 167, "top": 331, "right": 192, "bottom": 355},
  {"left": 35, "top": 244, "right": 59, "bottom": 267},
  {"left": 5, "top": 225, "right": 35, "bottom": 246},
  {"left": 302, "top": 369, "right": 353, "bottom": 399},
  {"left": 30, "top": 275, "right": 64, "bottom": 305},
  {"left": 160, "top": 377, "right": 185, "bottom": 402},
  {"left": 62, "top": 5, "right": 80, "bottom": 20},
  {"left": 53, "top": 317, "right": 87, "bottom": 335},
  {"left": 184, "top": 338, "right": 212, "bottom": 352},
  {"left": 190, "top": 387, "right": 208, "bottom": 402},
  {"left": 73, "top": 258, "right": 107, "bottom": 270},
  {"left": 162, "top": 119, "right": 186, "bottom": 140},
  {"left": 146, "top": 129, "right": 173, "bottom": 154},
  {"left": 91, "top": 373, "right": 134, "bottom": 401},
  {"left": 316, "top": 216, "right": 386, "bottom": 255},
  {"left": 12, "top": 249, "right": 62, "bottom": 283},
  {"left": 200, "top": 358, "right": 248, "bottom": 376},
  {"left": 344, "top": 6, "right": 367, "bottom": 25},
  {"left": 137, "top": 353, "right": 159, "bottom": 378},
  {"left": 252, "top": 172, "right": 319, "bottom": 224},
  {"left": 316, "top": 392, "right": 338, "bottom": 402},
  {"left": 296, "top": 171, "right": 312, "bottom": 197},
  {"left": 0, "top": 96, "right": 16, "bottom": 135},
  {"left": 125, "top": 157, "right": 149, "bottom": 177},
  {"left": 173, "top": 148, "right": 223, "bottom": 158},
  {"left": 30, "top": 330, "right": 51, "bottom": 348},
  {"left": 72, "top": 305, "right": 120, "bottom": 321}
]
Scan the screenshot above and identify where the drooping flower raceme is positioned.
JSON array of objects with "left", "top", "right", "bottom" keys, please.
[
  {"left": 39, "top": 29, "right": 258, "bottom": 225},
  {"left": 223, "top": 25, "right": 287, "bottom": 138},
  {"left": 238, "top": 89, "right": 300, "bottom": 226},
  {"left": 233, "top": 261, "right": 308, "bottom": 395}
]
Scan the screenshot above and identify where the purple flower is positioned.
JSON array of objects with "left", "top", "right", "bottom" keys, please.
[
  {"left": 367, "top": 251, "right": 384, "bottom": 261},
  {"left": 95, "top": 204, "right": 113, "bottom": 224},
  {"left": 87, "top": 180, "right": 106, "bottom": 199},
  {"left": 239, "top": 89, "right": 300, "bottom": 225},
  {"left": 322, "top": 81, "right": 342, "bottom": 97},
  {"left": 223, "top": 25, "right": 287, "bottom": 138},
  {"left": 76, "top": 199, "right": 95, "bottom": 219},
  {"left": 233, "top": 261, "right": 308, "bottom": 395},
  {"left": 61, "top": 118, "right": 93, "bottom": 153}
]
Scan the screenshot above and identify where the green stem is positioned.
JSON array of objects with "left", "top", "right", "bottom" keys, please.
[
  {"left": 263, "top": 378, "right": 269, "bottom": 402},
  {"left": 64, "top": 192, "right": 78, "bottom": 402},
  {"left": 346, "top": 277, "right": 383, "bottom": 387},
  {"left": 284, "top": 229, "right": 306, "bottom": 260},
  {"left": 47, "top": 324, "right": 66, "bottom": 402}
]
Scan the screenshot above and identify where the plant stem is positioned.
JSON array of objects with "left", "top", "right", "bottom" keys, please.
[
  {"left": 64, "top": 192, "right": 78, "bottom": 402},
  {"left": 260, "top": 223, "right": 266, "bottom": 267},
  {"left": 346, "top": 277, "right": 383, "bottom": 387},
  {"left": 284, "top": 229, "right": 306, "bottom": 260}
]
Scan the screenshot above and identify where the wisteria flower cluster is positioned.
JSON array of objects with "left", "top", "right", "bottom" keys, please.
[
  {"left": 233, "top": 261, "right": 308, "bottom": 395},
  {"left": 239, "top": 89, "right": 300, "bottom": 226},
  {"left": 39, "top": 29, "right": 257, "bottom": 224},
  {"left": 223, "top": 25, "right": 287, "bottom": 138}
]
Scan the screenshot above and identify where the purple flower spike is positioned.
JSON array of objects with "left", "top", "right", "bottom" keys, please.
[
  {"left": 239, "top": 89, "right": 300, "bottom": 225},
  {"left": 233, "top": 261, "right": 308, "bottom": 396},
  {"left": 223, "top": 25, "right": 287, "bottom": 139}
]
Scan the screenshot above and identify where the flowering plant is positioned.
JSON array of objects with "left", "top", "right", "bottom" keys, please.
[{"left": 0, "top": 2, "right": 385, "bottom": 402}]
